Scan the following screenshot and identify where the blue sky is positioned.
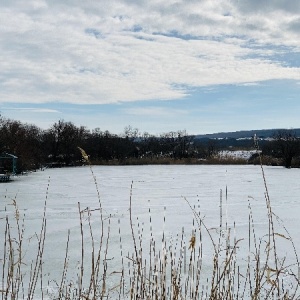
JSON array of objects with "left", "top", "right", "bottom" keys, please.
[{"left": 1, "top": 0, "right": 300, "bottom": 135}]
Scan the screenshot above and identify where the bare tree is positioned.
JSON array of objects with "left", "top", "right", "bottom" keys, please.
[
  {"left": 273, "top": 130, "right": 300, "bottom": 168},
  {"left": 44, "top": 120, "right": 89, "bottom": 166}
]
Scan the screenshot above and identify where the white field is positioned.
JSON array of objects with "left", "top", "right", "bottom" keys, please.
[{"left": 0, "top": 165, "right": 300, "bottom": 298}]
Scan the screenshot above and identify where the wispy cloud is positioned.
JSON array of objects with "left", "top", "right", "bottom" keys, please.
[
  {"left": 1, "top": 107, "right": 60, "bottom": 113},
  {"left": 0, "top": 0, "right": 299, "bottom": 105},
  {"left": 237, "top": 82, "right": 261, "bottom": 87},
  {"left": 123, "top": 106, "right": 188, "bottom": 117}
]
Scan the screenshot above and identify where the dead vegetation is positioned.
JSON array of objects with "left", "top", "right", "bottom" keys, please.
[{"left": 0, "top": 147, "right": 299, "bottom": 299}]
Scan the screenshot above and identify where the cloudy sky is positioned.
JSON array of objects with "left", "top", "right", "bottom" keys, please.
[{"left": 1, "top": 0, "right": 300, "bottom": 135}]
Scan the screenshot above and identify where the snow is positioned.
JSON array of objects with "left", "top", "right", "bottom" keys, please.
[
  {"left": 218, "top": 150, "right": 259, "bottom": 160},
  {"left": 0, "top": 165, "right": 300, "bottom": 298}
]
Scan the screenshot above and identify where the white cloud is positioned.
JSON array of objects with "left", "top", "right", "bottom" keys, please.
[
  {"left": 1, "top": 107, "right": 60, "bottom": 113},
  {"left": 237, "top": 82, "right": 261, "bottom": 87},
  {"left": 0, "top": 0, "right": 299, "bottom": 105}
]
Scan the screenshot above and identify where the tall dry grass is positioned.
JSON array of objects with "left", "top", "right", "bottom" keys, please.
[{"left": 0, "top": 146, "right": 299, "bottom": 299}]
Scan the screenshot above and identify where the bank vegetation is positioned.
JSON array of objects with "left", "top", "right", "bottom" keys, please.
[{"left": 1, "top": 115, "right": 300, "bottom": 173}]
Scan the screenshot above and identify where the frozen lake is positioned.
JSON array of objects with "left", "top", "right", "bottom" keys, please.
[{"left": 1, "top": 164, "right": 300, "bottom": 298}]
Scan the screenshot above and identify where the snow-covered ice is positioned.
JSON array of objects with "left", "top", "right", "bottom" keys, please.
[{"left": 0, "top": 165, "right": 299, "bottom": 298}]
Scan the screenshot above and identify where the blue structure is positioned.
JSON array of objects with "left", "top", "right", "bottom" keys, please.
[{"left": 0, "top": 152, "right": 18, "bottom": 175}]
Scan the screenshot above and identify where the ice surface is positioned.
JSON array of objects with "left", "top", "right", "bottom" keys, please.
[{"left": 0, "top": 165, "right": 299, "bottom": 298}]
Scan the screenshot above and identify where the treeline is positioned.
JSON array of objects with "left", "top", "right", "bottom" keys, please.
[
  {"left": 0, "top": 117, "right": 215, "bottom": 173},
  {"left": 259, "top": 130, "right": 300, "bottom": 168},
  {"left": 0, "top": 115, "right": 300, "bottom": 173}
]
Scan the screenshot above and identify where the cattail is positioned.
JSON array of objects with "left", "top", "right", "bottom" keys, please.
[{"left": 78, "top": 147, "right": 89, "bottom": 162}]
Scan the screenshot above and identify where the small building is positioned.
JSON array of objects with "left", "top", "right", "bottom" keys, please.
[{"left": 0, "top": 153, "right": 18, "bottom": 181}]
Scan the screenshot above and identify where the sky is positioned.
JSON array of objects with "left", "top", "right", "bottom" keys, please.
[{"left": 0, "top": 0, "right": 300, "bottom": 135}]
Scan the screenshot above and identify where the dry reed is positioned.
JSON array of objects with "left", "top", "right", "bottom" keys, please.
[{"left": 0, "top": 144, "right": 299, "bottom": 299}]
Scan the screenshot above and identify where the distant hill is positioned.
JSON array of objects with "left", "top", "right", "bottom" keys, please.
[{"left": 195, "top": 129, "right": 300, "bottom": 140}]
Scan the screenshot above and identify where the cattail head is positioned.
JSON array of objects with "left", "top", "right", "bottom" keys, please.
[
  {"left": 78, "top": 147, "right": 89, "bottom": 162},
  {"left": 188, "top": 235, "right": 196, "bottom": 250}
]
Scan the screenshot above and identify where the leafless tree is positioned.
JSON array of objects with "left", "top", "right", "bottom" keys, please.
[{"left": 273, "top": 129, "right": 300, "bottom": 168}]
